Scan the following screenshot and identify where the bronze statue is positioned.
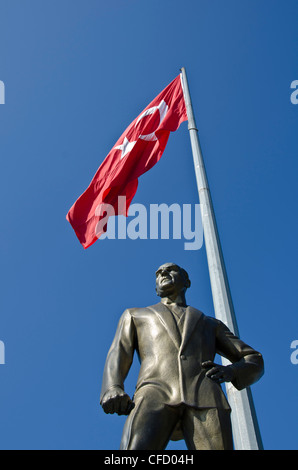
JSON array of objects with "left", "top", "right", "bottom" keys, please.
[{"left": 100, "top": 263, "right": 264, "bottom": 450}]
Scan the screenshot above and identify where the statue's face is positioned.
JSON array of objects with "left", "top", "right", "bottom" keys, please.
[{"left": 155, "top": 263, "right": 187, "bottom": 297}]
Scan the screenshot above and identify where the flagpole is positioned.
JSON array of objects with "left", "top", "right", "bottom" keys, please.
[{"left": 180, "top": 67, "right": 263, "bottom": 450}]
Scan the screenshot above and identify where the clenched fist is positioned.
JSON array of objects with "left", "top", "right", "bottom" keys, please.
[{"left": 100, "top": 386, "right": 134, "bottom": 416}]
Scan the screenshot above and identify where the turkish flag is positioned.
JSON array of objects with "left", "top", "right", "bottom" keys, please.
[{"left": 66, "top": 74, "right": 187, "bottom": 248}]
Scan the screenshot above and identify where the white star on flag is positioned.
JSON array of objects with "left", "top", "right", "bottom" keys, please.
[{"left": 114, "top": 136, "right": 137, "bottom": 160}]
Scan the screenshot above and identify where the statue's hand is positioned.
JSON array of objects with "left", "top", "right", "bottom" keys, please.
[
  {"left": 101, "top": 386, "right": 134, "bottom": 416},
  {"left": 202, "top": 360, "right": 236, "bottom": 384}
]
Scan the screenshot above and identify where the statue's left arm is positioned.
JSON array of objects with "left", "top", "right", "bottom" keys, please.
[{"left": 206, "top": 319, "right": 264, "bottom": 390}]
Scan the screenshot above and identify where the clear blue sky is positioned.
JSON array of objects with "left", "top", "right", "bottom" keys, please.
[{"left": 0, "top": 0, "right": 297, "bottom": 450}]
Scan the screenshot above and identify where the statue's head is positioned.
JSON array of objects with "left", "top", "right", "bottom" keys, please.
[{"left": 155, "top": 262, "right": 191, "bottom": 298}]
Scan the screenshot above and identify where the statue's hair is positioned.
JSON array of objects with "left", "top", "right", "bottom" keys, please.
[
  {"left": 178, "top": 266, "right": 191, "bottom": 289},
  {"left": 179, "top": 267, "right": 189, "bottom": 283}
]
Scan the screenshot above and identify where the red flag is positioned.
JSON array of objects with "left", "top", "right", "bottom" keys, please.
[{"left": 66, "top": 74, "right": 187, "bottom": 248}]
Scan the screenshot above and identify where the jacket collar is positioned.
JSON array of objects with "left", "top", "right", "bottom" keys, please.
[{"left": 147, "top": 302, "right": 204, "bottom": 350}]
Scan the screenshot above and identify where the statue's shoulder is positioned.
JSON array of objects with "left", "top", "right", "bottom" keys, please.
[
  {"left": 124, "top": 302, "right": 169, "bottom": 318},
  {"left": 187, "top": 307, "right": 219, "bottom": 325},
  {"left": 202, "top": 314, "right": 226, "bottom": 330},
  {"left": 122, "top": 305, "right": 155, "bottom": 318},
  {"left": 187, "top": 305, "right": 205, "bottom": 317}
]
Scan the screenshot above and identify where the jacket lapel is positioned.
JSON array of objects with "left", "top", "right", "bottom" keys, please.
[
  {"left": 147, "top": 303, "right": 181, "bottom": 350},
  {"left": 181, "top": 306, "right": 204, "bottom": 351}
]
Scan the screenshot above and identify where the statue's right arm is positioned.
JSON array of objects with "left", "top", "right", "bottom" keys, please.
[{"left": 100, "top": 310, "right": 136, "bottom": 415}]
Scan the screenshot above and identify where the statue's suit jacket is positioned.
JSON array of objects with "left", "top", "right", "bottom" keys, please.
[{"left": 101, "top": 303, "right": 264, "bottom": 411}]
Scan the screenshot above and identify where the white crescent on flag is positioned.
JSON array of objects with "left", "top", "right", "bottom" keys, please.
[
  {"left": 114, "top": 100, "right": 169, "bottom": 159},
  {"left": 136, "top": 100, "right": 169, "bottom": 141}
]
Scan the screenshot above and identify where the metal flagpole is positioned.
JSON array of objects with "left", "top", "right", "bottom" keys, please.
[{"left": 180, "top": 67, "right": 263, "bottom": 450}]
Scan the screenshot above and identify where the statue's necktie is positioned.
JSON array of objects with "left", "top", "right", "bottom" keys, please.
[{"left": 167, "top": 303, "right": 186, "bottom": 339}]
